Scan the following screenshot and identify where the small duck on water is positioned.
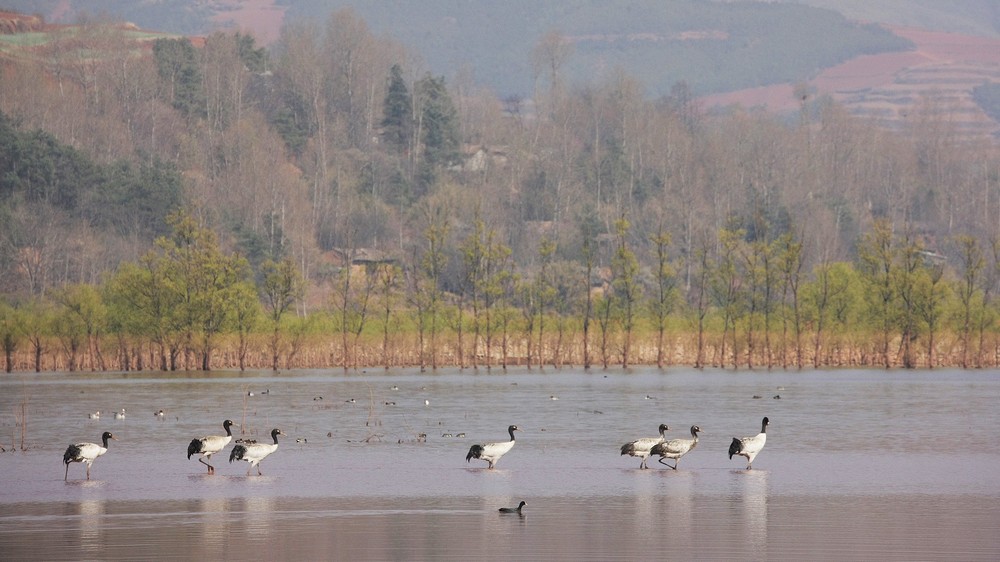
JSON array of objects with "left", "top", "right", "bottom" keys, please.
[{"left": 499, "top": 501, "right": 526, "bottom": 514}]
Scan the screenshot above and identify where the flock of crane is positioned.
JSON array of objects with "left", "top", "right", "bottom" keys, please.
[
  {"left": 61, "top": 415, "right": 770, "bottom": 481},
  {"left": 619, "top": 417, "right": 769, "bottom": 471}
]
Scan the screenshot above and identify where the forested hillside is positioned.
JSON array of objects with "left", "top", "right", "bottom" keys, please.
[{"left": 1, "top": 9, "right": 999, "bottom": 372}]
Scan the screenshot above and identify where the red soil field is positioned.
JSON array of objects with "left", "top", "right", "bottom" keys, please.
[{"left": 702, "top": 26, "right": 1000, "bottom": 140}]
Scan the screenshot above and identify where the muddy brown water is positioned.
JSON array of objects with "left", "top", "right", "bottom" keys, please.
[{"left": 1, "top": 367, "right": 998, "bottom": 560}]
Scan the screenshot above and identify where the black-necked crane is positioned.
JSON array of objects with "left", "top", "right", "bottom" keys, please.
[
  {"left": 466, "top": 425, "right": 519, "bottom": 469},
  {"left": 651, "top": 425, "right": 701, "bottom": 470},
  {"left": 187, "top": 419, "right": 235, "bottom": 474},
  {"left": 63, "top": 431, "right": 115, "bottom": 481},
  {"left": 729, "top": 417, "right": 769, "bottom": 470},
  {"left": 620, "top": 423, "right": 669, "bottom": 469},
  {"left": 230, "top": 428, "right": 283, "bottom": 476}
]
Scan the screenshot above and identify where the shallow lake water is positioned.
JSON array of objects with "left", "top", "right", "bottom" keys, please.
[{"left": 1, "top": 366, "right": 998, "bottom": 560}]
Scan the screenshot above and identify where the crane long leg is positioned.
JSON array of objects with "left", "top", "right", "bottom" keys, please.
[{"left": 657, "top": 458, "right": 678, "bottom": 469}]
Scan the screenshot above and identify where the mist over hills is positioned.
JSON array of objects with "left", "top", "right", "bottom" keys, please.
[
  {"left": 789, "top": 0, "right": 1000, "bottom": 37},
  {"left": 5, "top": 0, "right": 992, "bottom": 100}
]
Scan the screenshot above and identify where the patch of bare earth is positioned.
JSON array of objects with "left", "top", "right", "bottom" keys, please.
[
  {"left": 701, "top": 25, "right": 1000, "bottom": 140},
  {"left": 208, "top": 0, "right": 286, "bottom": 45},
  {"left": 0, "top": 11, "right": 44, "bottom": 33}
]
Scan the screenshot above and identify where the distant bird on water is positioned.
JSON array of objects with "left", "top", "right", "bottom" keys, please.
[
  {"left": 620, "top": 423, "right": 669, "bottom": 469},
  {"left": 63, "top": 431, "right": 115, "bottom": 481},
  {"left": 87, "top": 411, "right": 100, "bottom": 420},
  {"left": 230, "top": 428, "right": 284, "bottom": 476},
  {"left": 499, "top": 501, "right": 526, "bottom": 514},
  {"left": 651, "top": 425, "right": 701, "bottom": 470},
  {"left": 114, "top": 408, "right": 126, "bottom": 420},
  {"left": 187, "top": 419, "right": 235, "bottom": 474},
  {"left": 466, "top": 425, "right": 519, "bottom": 469},
  {"left": 729, "top": 417, "right": 769, "bottom": 470}
]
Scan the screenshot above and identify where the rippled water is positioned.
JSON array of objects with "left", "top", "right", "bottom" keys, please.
[{"left": 2, "top": 367, "right": 999, "bottom": 560}]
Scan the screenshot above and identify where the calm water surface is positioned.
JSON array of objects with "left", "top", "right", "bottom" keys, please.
[{"left": 1, "top": 367, "right": 998, "bottom": 560}]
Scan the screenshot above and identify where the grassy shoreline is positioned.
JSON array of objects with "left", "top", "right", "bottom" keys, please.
[{"left": 5, "top": 329, "right": 998, "bottom": 373}]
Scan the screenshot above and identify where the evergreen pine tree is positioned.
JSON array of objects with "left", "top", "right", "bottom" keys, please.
[{"left": 381, "top": 64, "right": 412, "bottom": 152}]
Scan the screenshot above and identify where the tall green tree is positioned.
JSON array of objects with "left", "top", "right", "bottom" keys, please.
[
  {"left": 954, "top": 235, "right": 984, "bottom": 368},
  {"left": 857, "top": 219, "right": 897, "bottom": 368},
  {"left": 381, "top": 64, "right": 412, "bottom": 152},
  {"left": 712, "top": 227, "right": 746, "bottom": 368},
  {"left": 460, "top": 216, "right": 486, "bottom": 368},
  {"left": 376, "top": 262, "right": 402, "bottom": 369},
  {"left": 690, "top": 241, "right": 712, "bottom": 369},
  {"left": 229, "top": 282, "right": 261, "bottom": 372},
  {"left": 914, "top": 261, "right": 948, "bottom": 367},
  {"left": 650, "top": 226, "right": 677, "bottom": 368},
  {"left": 775, "top": 232, "right": 804, "bottom": 368},
  {"left": 895, "top": 230, "right": 925, "bottom": 368},
  {"left": 803, "top": 262, "right": 854, "bottom": 368},
  {"left": 534, "top": 236, "right": 558, "bottom": 367},
  {"left": 578, "top": 209, "right": 600, "bottom": 369},
  {"left": 0, "top": 300, "right": 20, "bottom": 373},
  {"left": 261, "top": 257, "right": 305, "bottom": 371},
  {"left": 413, "top": 73, "right": 459, "bottom": 193},
  {"left": 153, "top": 38, "right": 205, "bottom": 118},
  {"left": 151, "top": 211, "right": 251, "bottom": 370},
  {"left": 111, "top": 213, "right": 250, "bottom": 370},
  {"left": 106, "top": 257, "right": 179, "bottom": 371},
  {"left": 237, "top": 33, "right": 268, "bottom": 73},
  {"left": 612, "top": 217, "right": 641, "bottom": 368},
  {"left": 21, "top": 299, "right": 54, "bottom": 372},
  {"left": 331, "top": 251, "right": 376, "bottom": 370},
  {"left": 410, "top": 204, "right": 449, "bottom": 370},
  {"left": 52, "top": 283, "right": 107, "bottom": 371},
  {"left": 458, "top": 214, "right": 515, "bottom": 368},
  {"left": 51, "top": 292, "right": 87, "bottom": 372}
]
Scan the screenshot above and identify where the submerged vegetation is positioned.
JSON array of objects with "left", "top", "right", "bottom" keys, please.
[{"left": 0, "top": 10, "right": 998, "bottom": 372}]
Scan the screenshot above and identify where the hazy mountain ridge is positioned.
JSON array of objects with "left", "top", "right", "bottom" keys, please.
[
  {"left": 785, "top": 0, "right": 1000, "bottom": 38},
  {"left": 4, "top": 0, "right": 982, "bottom": 97}
]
